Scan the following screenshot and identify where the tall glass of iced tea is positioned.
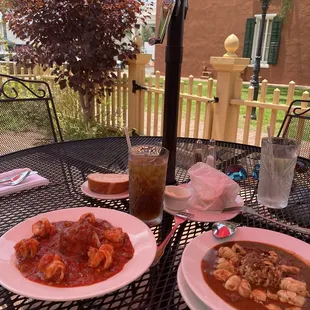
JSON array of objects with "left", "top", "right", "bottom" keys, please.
[{"left": 129, "top": 145, "right": 169, "bottom": 226}]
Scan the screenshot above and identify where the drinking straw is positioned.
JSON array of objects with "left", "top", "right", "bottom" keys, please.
[
  {"left": 193, "top": 140, "right": 203, "bottom": 164},
  {"left": 267, "top": 126, "right": 274, "bottom": 178},
  {"left": 207, "top": 139, "right": 216, "bottom": 168},
  {"left": 124, "top": 127, "right": 132, "bottom": 154},
  {"left": 267, "top": 126, "right": 272, "bottom": 143}
]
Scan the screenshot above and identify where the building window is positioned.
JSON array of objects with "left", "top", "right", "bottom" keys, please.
[
  {"left": 251, "top": 14, "right": 276, "bottom": 65},
  {"left": 243, "top": 14, "right": 282, "bottom": 65}
]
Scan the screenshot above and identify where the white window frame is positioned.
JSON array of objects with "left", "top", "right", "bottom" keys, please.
[
  {"left": 0, "top": 24, "right": 4, "bottom": 39},
  {"left": 249, "top": 13, "right": 276, "bottom": 68}
]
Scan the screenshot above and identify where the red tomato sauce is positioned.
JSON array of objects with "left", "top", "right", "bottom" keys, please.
[{"left": 15, "top": 220, "right": 134, "bottom": 287}]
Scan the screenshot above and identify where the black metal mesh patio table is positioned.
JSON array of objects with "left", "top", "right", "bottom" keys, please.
[{"left": 0, "top": 136, "right": 309, "bottom": 310}]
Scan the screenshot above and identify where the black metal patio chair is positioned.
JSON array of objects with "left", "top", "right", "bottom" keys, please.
[
  {"left": 278, "top": 99, "right": 310, "bottom": 159},
  {"left": 0, "top": 74, "right": 63, "bottom": 155}
]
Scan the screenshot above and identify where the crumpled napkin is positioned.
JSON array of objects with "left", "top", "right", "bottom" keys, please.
[
  {"left": 187, "top": 162, "right": 240, "bottom": 211},
  {"left": 0, "top": 168, "right": 49, "bottom": 197}
]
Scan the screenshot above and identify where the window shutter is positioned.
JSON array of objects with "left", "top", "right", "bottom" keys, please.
[
  {"left": 268, "top": 17, "right": 282, "bottom": 65},
  {"left": 243, "top": 18, "right": 255, "bottom": 58}
]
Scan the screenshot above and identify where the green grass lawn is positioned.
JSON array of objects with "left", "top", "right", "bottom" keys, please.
[{"left": 146, "top": 77, "right": 309, "bottom": 134}]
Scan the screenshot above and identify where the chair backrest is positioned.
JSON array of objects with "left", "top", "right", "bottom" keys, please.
[
  {"left": 278, "top": 99, "right": 310, "bottom": 158},
  {"left": 0, "top": 74, "right": 63, "bottom": 155}
]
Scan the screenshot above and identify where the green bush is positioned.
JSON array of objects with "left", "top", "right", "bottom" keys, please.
[{"left": 48, "top": 79, "right": 123, "bottom": 140}]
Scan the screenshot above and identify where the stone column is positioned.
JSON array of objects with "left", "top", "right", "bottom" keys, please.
[
  {"left": 210, "top": 34, "right": 250, "bottom": 142},
  {"left": 127, "top": 35, "right": 152, "bottom": 133}
]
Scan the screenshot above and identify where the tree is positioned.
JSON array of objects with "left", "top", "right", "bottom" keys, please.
[
  {"left": 254, "top": 0, "right": 293, "bottom": 19},
  {"left": 2, "top": 0, "right": 151, "bottom": 122},
  {"left": 278, "top": 0, "right": 293, "bottom": 20},
  {"left": 141, "top": 25, "right": 155, "bottom": 43}
]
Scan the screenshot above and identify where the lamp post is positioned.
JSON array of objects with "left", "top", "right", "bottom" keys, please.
[{"left": 250, "top": 0, "right": 270, "bottom": 120}]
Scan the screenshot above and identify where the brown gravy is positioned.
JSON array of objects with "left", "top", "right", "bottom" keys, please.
[{"left": 201, "top": 241, "right": 310, "bottom": 310}]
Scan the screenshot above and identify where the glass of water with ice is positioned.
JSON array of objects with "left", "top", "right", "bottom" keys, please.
[{"left": 257, "top": 137, "right": 300, "bottom": 209}]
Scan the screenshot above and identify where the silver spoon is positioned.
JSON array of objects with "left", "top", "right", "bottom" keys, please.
[
  {"left": 212, "top": 221, "right": 237, "bottom": 239},
  {"left": 0, "top": 170, "right": 37, "bottom": 186}
]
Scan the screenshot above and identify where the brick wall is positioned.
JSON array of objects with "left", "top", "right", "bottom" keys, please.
[{"left": 155, "top": 0, "right": 310, "bottom": 86}]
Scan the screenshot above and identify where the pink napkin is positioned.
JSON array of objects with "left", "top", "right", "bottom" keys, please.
[
  {"left": 0, "top": 168, "right": 49, "bottom": 197},
  {"left": 187, "top": 162, "right": 240, "bottom": 211}
]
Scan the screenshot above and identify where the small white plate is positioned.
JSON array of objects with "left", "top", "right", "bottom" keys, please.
[
  {"left": 177, "top": 265, "right": 210, "bottom": 310},
  {"left": 181, "top": 227, "right": 310, "bottom": 310},
  {"left": 0, "top": 207, "right": 156, "bottom": 301},
  {"left": 164, "top": 184, "right": 243, "bottom": 222},
  {"left": 81, "top": 181, "right": 129, "bottom": 200}
]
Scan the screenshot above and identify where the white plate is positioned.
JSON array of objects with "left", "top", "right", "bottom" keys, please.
[
  {"left": 81, "top": 181, "right": 129, "bottom": 200},
  {"left": 164, "top": 184, "right": 243, "bottom": 222},
  {"left": 0, "top": 207, "right": 156, "bottom": 301},
  {"left": 177, "top": 265, "right": 210, "bottom": 310},
  {"left": 181, "top": 227, "right": 310, "bottom": 310}
]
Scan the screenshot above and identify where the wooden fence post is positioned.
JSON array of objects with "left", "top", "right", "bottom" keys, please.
[
  {"left": 13, "top": 63, "right": 17, "bottom": 75},
  {"left": 210, "top": 34, "right": 250, "bottom": 142},
  {"left": 254, "top": 79, "right": 268, "bottom": 145},
  {"left": 127, "top": 38, "right": 152, "bottom": 133},
  {"left": 286, "top": 81, "right": 296, "bottom": 105},
  {"left": 243, "top": 86, "right": 254, "bottom": 144}
]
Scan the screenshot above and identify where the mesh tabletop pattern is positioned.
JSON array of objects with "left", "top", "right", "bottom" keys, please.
[{"left": 0, "top": 137, "right": 309, "bottom": 310}]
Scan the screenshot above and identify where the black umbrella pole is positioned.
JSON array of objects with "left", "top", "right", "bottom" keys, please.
[{"left": 162, "top": 0, "right": 186, "bottom": 185}]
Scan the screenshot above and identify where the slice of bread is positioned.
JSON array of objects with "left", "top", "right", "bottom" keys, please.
[{"left": 87, "top": 173, "right": 129, "bottom": 195}]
